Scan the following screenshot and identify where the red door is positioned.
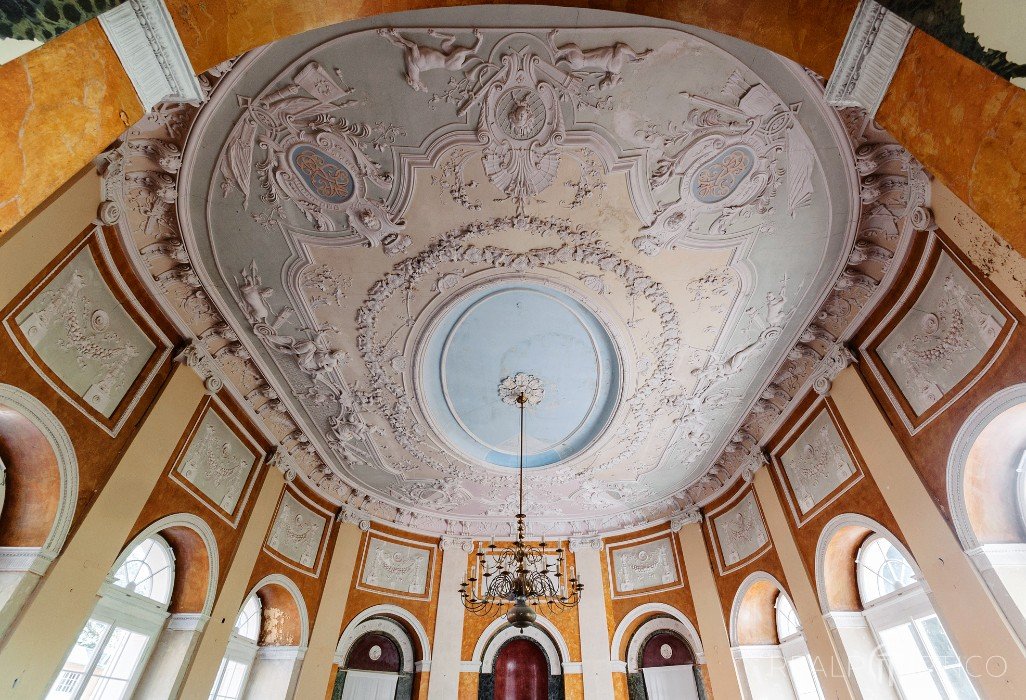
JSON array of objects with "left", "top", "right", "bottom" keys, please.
[{"left": 493, "top": 638, "right": 548, "bottom": 700}]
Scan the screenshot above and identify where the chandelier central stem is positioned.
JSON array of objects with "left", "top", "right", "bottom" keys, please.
[
  {"left": 459, "top": 378, "right": 582, "bottom": 628},
  {"left": 518, "top": 391, "right": 525, "bottom": 526}
]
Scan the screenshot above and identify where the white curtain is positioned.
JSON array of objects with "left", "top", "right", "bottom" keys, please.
[
  {"left": 643, "top": 664, "right": 700, "bottom": 700},
  {"left": 340, "top": 670, "right": 399, "bottom": 700}
]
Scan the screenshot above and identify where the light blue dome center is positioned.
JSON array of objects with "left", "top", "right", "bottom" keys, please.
[{"left": 420, "top": 282, "right": 620, "bottom": 468}]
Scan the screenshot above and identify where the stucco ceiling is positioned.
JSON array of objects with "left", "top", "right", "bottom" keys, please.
[{"left": 105, "top": 7, "right": 926, "bottom": 536}]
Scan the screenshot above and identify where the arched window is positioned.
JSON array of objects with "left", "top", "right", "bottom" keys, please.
[
  {"left": 774, "top": 594, "right": 801, "bottom": 641},
  {"left": 948, "top": 385, "right": 1026, "bottom": 646},
  {"left": 855, "top": 534, "right": 976, "bottom": 700},
  {"left": 209, "top": 593, "right": 262, "bottom": 700},
  {"left": 856, "top": 535, "right": 916, "bottom": 603},
  {"left": 47, "top": 536, "right": 174, "bottom": 700},
  {"left": 112, "top": 537, "right": 175, "bottom": 604},
  {"left": 731, "top": 574, "right": 824, "bottom": 700}
]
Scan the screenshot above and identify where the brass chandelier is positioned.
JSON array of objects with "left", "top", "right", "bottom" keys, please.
[{"left": 458, "top": 391, "right": 583, "bottom": 629}]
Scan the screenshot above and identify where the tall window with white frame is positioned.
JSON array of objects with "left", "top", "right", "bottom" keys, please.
[
  {"left": 774, "top": 593, "right": 824, "bottom": 700},
  {"left": 857, "top": 535, "right": 977, "bottom": 700},
  {"left": 47, "top": 536, "right": 175, "bottom": 699},
  {"left": 208, "top": 593, "right": 262, "bottom": 700}
]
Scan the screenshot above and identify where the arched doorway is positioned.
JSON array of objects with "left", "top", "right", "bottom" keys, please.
[
  {"left": 637, "top": 631, "right": 698, "bottom": 699},
  {"left": 341, "top": 631, "right": 402, "bottom": 699},
  {"left": 493, "top": 638, "right": 548, "bottom": 700},
  {"left": 333, "top": 612, "right": 421, "bottom": 700}
]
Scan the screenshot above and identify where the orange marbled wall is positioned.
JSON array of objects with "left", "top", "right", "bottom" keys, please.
[{"left": 0, "top": 21, "right": 139, "bottom": 236}]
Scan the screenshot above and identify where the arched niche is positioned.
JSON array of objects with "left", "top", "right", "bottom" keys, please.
[
  {"left": 623, "top": 616, "right": 703, "bottom": 700},
  {"left": 0, "top": 384, "right": 77, "bottom": 638},
  {"left": 814, "top": 514, "right": 950, "bottom": 700},
  {"left": 235, "top": 573, "right": 311, "bottom": 699},
  {"left": 334, "top": 612, "right": 419, "bottom": 700},
  {"left": 947, "top": 384, "right": 1026, "bottom": 645},
  {"left": 248, "top": 573, "right": 310, "bottom": 649},
  {"left": 119, "top": 513, "right": 219, "bottom": 616},
  {"left": 814, "top": 513, "right": 921, "bottom": 614},
  {"left": 730, "top": 572, "right": 785, "bottom": 646},
  {"left": 729, "top": 571, "right": 824, "bottom": 700},
  {"left": 126, "top": 514, "right": 220, "bottom": 699}
]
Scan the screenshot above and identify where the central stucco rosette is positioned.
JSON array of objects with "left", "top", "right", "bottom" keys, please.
[{"left": 150, "top": 7, "right": 880, "bottom": 535}]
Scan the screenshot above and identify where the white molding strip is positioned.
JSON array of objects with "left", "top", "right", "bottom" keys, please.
[
  {"left": 0, "top": 546, "right": 53, "bottom": 575},
  {"left": 826, "top": 0, "right": 914, "bottom": 116},
  {"left": 166, "top": 612, "right": 210, "bottom": 631},
  {"left": 98, "top": 0, "right": 203, "bottom": 110}
]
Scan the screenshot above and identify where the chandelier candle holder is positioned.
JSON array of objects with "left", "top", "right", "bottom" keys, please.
[{"left": 459, "top": 389, "right": 583, "bottom": 628}]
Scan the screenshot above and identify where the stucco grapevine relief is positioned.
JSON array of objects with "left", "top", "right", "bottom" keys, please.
[
  {"left": 268, "top": 491, "right": 326, "bottom": 568},
  {"left": 713, "top": 491, "right": 768, "bottom": 567},
  {"left": 611, "top": 537, "right": 678, "bottom": 592},
  {"left": 176, "top": 409, "right": 257, "bottom": 513},
  {"left": 15, "top": 247, "right": 155, "bottom": 418},
  {"left": 878, "top": 252, "right": 1005, "bottom": 415},
  {"left": 779, "top": 410, "right": 856, "bottom": 514},
  {"left": 361, "top": 536, "right": 430, "bottom": 594},
  {"left": 100, "top": 17, "right": 931, "bottom": 537}
]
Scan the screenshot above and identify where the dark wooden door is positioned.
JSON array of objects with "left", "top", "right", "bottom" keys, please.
[{"left": 493, "top": 638, "right": 548, "bottom": 700}]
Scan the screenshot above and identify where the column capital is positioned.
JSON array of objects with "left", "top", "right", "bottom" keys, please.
[
  {"left": 439, "top": 536, "right": 474, "bottom": 552},
  {"left": 811, "top": 341, "right": 857, "bottom": 397},
  {"left": 174, "top": 340, "right": 225, "bottom": 394},
  {"left": 335, "top": 505, "right": 370, "bottom": 531},
  {"left": 670, "top": 509, "right": 703, "bottom": 532},
  {"left": 267, "top": 447, "right": 297, "bottom": 483},
  {"left": 568, "top": 536, "right": 603, "bottom": 552}
]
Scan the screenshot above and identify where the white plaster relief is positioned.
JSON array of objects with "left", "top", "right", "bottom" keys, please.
[
  {"left": 713, "top": 491, "right": 768, "bottom": 568},
  {"left": 879, "top": 252, "right": 1006, "bottom": 415},
  {"left": 611, "top": 537, "right": 678, "bottom": 593},
  {"left": 268, "top": 491, "right": 327, "bottom": 569},
  {"left": 361, "top": 536, "right": 430, "bottom": 594},
  {"left": 175, "top": 409, "right": 258, "bottom": 515},
  {"left": 15, "top": 246, "right": 156, "bottom": 419},
  {"left": 99, "top": 15, "right": 930, "bottom": 537},
  {"left": 779, "top": 410, "right": 856, "bottom": 514}
]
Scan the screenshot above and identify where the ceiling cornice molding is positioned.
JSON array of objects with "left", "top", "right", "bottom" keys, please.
[
  {"left": 98, "top": 0, "right": 203, "bottom": 111},
  {"left": 825, "top": 0, "right": 914, "bottom": 117}
]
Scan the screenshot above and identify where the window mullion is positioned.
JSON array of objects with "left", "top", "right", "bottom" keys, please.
[{"left": 73, "top": 620, "right": 117, "bottom": 700}]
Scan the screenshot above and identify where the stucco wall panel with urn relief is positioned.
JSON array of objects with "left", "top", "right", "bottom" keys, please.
[
  {"left": 0, "top": 183, "right": 182, "bottom": 543},
  {"left": 856, "top": 222, "right": 1026, "bottom": 527}
]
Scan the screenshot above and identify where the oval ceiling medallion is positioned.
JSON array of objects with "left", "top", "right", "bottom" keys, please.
[
  {"left": 691, "top": 145, "right": 755, "bottom": 204},
  {"left": 418, "top": 280, "right": 622, "bottom": 469},
  {"left": 289, "top": 144, "right": 356, "bottom": 204}
]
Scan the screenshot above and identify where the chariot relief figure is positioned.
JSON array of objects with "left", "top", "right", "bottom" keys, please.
[
  {"left": 547, "top": 30, "right": 653, "bottom": 89},
  {"left": 379, "top": 28, "right": 484, "bottom": 91}
]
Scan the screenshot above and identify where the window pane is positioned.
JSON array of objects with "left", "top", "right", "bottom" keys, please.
[
  {"left": 878, "top": 623, "right": 943, "bottom": 700},
  {"left": 112, "top": 537, "right": 173, "bottom": 604},
  {"left": 80, "top": 627, "right": 149, "bottom": 700},
  {"left": 858, "top": 536, "right": 917, "bottom": 604},
  {"left": 786, "top": 655, "right": 824, "bottom": 700},
  {"left": 917, "top": 616, "right": 978, "bottom": 700},
  {"left": 234, "top": 594, "right": 262, "bottom": 641},
  {"left": 210, "top": 659, "right": 249, "bottom": 700},
  {"left": 776, "top": 594, "right": 802, "bottom": 641},
  {"left": 46, "top": 619, "right": 111, "bottom": 699}
]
